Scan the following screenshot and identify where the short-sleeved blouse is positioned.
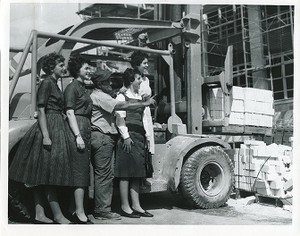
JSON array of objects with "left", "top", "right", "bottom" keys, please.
[
  {"left": 64, "top": 79, "right": 92, "bottom": 117},
  {"left": 37, "top": 76, "right": 63, "bottom": 111}
]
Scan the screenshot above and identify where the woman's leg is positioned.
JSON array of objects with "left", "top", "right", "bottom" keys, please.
[
  {"left": 33, "top": 187, "right": 53, "bottom": 223},
  {"left": 74, "top": 187, "right": 87, "bottom": 221},
  {"left": 44, "top": 186, "right": 70, "bottom": 224},
  {"left": 119, "top": 178, "right": 132, "bottom": 213},
  {"left": 130, "top": 178, "right": 145, "bottom": 213}
]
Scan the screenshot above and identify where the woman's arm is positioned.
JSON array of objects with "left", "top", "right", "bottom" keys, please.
[
  {"left": 114, "top": 95, "right": 156, "bottom": 111},
  {"left": 38, "top": 107, "right": 51, "bottom": 151},
  {"left": 115, "top": 94, "right": 133, "bottom": 153},
  {"left": 115, "top": 112, "right": 133, "bottom": 153},
  {"left": 66, "top": 109, "right": 85, "bottom": 150}
]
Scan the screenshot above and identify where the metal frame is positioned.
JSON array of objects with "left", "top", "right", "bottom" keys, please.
[{"left": 9, "top": 30, "right": 182, "bottom": 133}]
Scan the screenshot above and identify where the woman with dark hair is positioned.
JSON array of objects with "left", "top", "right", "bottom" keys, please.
[
  {"left": 64, "top": 56, "right": 93, "bottom": 224},
  {"left": 130, "top": 51, "right": 155, "bottom": 157},
  {"left": 114, "top": 68, "right": 154, "bottom": 218},
  {"left": 9, "top": 52, "right": 72, "bottom": 224}
]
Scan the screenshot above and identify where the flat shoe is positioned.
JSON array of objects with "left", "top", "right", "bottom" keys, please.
[
  {"left": 133, "top": 210, "right": 153, "bottom": 217},
  {"left": 71, "top": 213, "right": 93, "bottom": 224},
  {"left": 120, "top": 209, "right": 140, "bottom": 218}
]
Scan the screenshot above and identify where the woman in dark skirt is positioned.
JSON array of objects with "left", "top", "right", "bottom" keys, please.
[
  {"left": 115, "top": 68, "right": 153, "bottom": 218},
  {"left": 64, "top": 56, "right": 93, "bottom": 224},
  {"left": 9, "top": 52, "right": 72, "bottom": 224}
]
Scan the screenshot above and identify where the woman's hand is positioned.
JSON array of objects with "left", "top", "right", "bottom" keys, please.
[
  {"left": 76, "top": 135, "right": 85, "bottom": 151},
  {"left": 43, "top": 137, "right": 52, "bottom": 151},
  {"left": 119, "top": 86, "right": 127, "bottom": 95},
  {"left": 123, "top": 137, "right": 134, "bottom": 153},
  {"left": 142, "top": 94, "right": 151, "bottom": 101},
  {"left": 145, "top": 140, "right": 150, "bottom": 151},
  {"left": 144, "top": 94, "right": 157, "bottom": 107}
]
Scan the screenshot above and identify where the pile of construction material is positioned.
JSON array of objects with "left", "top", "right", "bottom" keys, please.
[
  {"left": 208, "top": 86, "right": 274, "bottom": 127},
  {"left": 234, "top": 140, "right": 293, "bottom": 202}
]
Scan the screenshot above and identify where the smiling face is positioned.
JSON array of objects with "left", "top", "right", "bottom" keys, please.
[
  {"left": 53, "top": 61, "right": 66, "bottom": 79},
  {"left": 78, "top": 63, "right": 91, "bottom": 81},
  {"left": 137, "top": 58, "right": 148, "bottom": 75},
  {"left": 131, "top": 73, "right": 142, "bottom": 93}
]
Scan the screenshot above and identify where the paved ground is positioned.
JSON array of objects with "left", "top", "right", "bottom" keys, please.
[
  {"left": 8, "top": 191, "right": 292, "bottom": 225},
  {"left": 90, "top": 192, "right": 292, "bottom": 225}
]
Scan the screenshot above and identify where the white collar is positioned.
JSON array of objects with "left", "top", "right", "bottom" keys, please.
[{"left": 126, "top": 89, "right": 141, "bottom": 99}]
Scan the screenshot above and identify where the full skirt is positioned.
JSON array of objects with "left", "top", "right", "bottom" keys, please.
[
  {"left": 9, "top": 113, "right": 73, "bottom": 186},
  {"left": 66, "top": 116, "right": 91, "bottom": 187}
]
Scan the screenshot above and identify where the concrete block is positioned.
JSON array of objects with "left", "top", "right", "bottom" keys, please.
[
  {"left": 260, "top": 164, "right": 270, "bottom": 173},
  {"left": 232, "top": 86, "right": 245, "bottom": 100},
  {"left": 270, "top": 188, "right": 285, "bottom": 198},
  {"left": 269, "top": 180, "right": 284, "bottom": 190},
  {"left": 172, "top": 123, "right": 187, "bottom": 135},
  {"left": 264, "top": 172, "right": 279, "bottom": 181},
  {"left": 238, "top": 196, "right": 256, "bottom": 205},
  {"left": 283, "top": 178, "right": 293, "bottom": 191},
  {"left": 244, "top": 87, "right": 273, "bottom": 103},
  {"left": 275, "top": 164, "right": 285, "bottom": 174},
  {"left": 256, "top": 186, "right": 272, "bottom": 196},
  {"left": 254, "top": 179, "right": 268, "bottom": 189},
  {"left": 243, "top": 162, "right": 257, "bottom": 171},
  {"left": 244, "top": 140, "right": 266, "bottom": 146},
  {"left": 231, "top": 99, "right": 244, "bottom": 112}
]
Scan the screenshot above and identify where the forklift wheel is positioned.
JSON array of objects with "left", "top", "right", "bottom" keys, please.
[{"left": 179, "top": 146, "right": 234, "bottom": 209}]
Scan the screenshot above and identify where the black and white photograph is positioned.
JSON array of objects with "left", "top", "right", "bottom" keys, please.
[{"left": 0, "top": 0, "right": 299, "bottom": 235}]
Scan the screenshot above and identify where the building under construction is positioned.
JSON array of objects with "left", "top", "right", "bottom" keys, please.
[{"left": 77, "top": 4, "right": 294, "bottom": 137}]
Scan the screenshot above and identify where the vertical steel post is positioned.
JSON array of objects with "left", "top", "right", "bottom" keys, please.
[
  {"left": 9, "top": 31, "right": 33, "bottom": 101},
  {"left": 31, "top": 30, "right": 38, "bottom": 118},
  {"left": 186, "top": 5, "right": 202, "bottom": 134},
  {"left": 289, "top": 5, "right": 294, "bottom": 48},
  {"left": 168, "top": 44, "right": 176, "bottom": 118},
  {"left": 240, "top": 5, "right": 249, "bottom": 87}
]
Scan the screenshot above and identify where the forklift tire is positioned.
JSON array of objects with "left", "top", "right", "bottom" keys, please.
[
  {"left": 8, "top": 181, "right": 33, "bottom": 223},
  {"left": 179, "top": 146, "right": 234, "bottom": 209}
]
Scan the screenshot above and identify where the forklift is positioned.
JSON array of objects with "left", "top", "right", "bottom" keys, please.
[{"left": 9, "top": 7, "right": 271, "bottom": 221}]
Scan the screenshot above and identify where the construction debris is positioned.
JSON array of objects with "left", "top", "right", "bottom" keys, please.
[{"left": 234, "top": 140, "right": 293, "bottom": 203}]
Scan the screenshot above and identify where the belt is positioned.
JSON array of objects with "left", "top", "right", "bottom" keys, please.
[{"left": 46, "top": 110, "right": 62, "bottom": 114}]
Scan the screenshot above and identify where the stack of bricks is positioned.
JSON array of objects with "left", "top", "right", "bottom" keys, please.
[
  {"left": 234, "top": 140, "right": 293, "bottom": 199},
  {"left": 208, "top": 86, "right": 274, "bottom": 127}
]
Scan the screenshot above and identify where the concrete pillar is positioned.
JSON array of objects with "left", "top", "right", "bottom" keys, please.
[{"left": 248, "top": 5, "right": 269, "bottom": 89}]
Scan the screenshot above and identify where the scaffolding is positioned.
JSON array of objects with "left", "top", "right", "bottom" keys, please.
[{"left": 201, "top": 5, "right": 294, "bottom": 100}]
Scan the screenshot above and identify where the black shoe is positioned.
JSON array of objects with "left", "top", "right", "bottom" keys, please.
[
  {"left": 132, "top": 210, "right": 153, "bottom": 217},
  {"left": 71, "top": 213, "right": 93, "bottom": 224},
  {"left": 120, "top": 209, "right": 140, "bottom": 218}
]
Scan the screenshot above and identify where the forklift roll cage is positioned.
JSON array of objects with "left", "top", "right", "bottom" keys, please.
[{"left": 9, "top": 30, "right": 181, "bottom": 129}]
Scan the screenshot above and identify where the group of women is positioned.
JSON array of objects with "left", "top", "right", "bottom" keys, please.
[{"left": 9, "top": 50, "right": 155, "bottom": 223}]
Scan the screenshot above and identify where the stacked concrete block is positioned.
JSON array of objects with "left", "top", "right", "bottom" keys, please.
[
  {"left": 234, "top": 140, "right": 293, "bottom": 200},
  {"left": 208, "top": 86, "right": 274, "bottom": 127}
]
